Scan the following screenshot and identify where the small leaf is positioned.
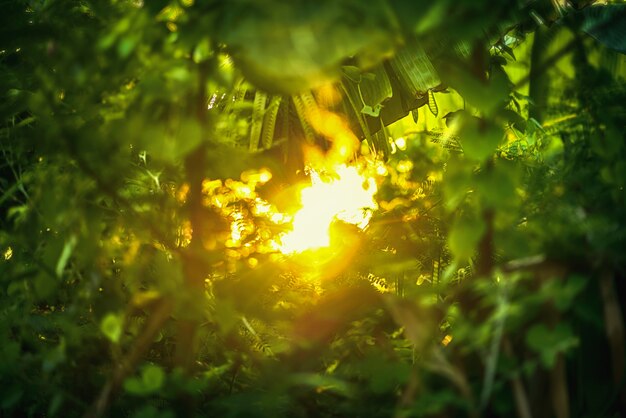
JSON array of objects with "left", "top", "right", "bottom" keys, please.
[
  {"left": 361, "top": 104, "right": 381, "bottom": 117},
  {"left": 427, "top": 89, "right": 438, "bottom": 116},
  {"left": 101, "top": 312, "right": 124, "bottom": 343},
  {"left": 141, "top": 364, "right": 165, "bottom": 392},
  {"left": 55, "top": 235, "right": 77, "bottom": 278},
  {"left": 124, "top": 364, "right": 165, "bottom": 395},
  {"left": 289, "top": 373, "right": 354, "bottom": 398}
]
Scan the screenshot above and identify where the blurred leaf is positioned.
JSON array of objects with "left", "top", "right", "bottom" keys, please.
[
  {"left": 456, "top": 113, "right": 503, "bottom": 161},
  {"left": 101, "top": 312, "right": 124, "bottom": 343},
  {"left": 55, "top": 235, "right": 77, "bottom": 278},
  {"left": 526, "top": 323, "right": 578, "bottom": 368},
  {"left": 222, "top": 2, "right": 395, "bottom": 93},
  {"left": 48, "top": 393, "right": 63, "bottom": 417},
  {"left": 289, "top": 373, "right": 354, "bottom": 398},
  {"left": 448, "top": 216, "right": 486, "bottom": 260},
  {"left": 581, "top": 4, "right": 626, "bottom": 54},
  {"left": 124, "top": 364, "right": 166, "bottom": 396},
  {"left": 43, "top": 338, "right": 66, "bottom": 373}
]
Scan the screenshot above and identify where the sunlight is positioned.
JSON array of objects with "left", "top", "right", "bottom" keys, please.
[{"left": 277, "top": 164, "right": 378, "bottom": 254}]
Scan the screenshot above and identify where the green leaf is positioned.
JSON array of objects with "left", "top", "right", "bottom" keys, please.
[
  {"left": 389, "top": 43, "right": 441, "bottom": 94},
  {"left": 357, "top": 65, "right": 392, "bottom": 117},
  {"left": 526, "top": 323, "right": 578, "bottom": 368},
  {"left": 124, "top": 364, "right": 166, "bottom": 395},
  {"left": 427, "top": 89, "right": 438, "bottom": 116},
  {"left": 581, "top": 4, "right": 626, "bottom": 54},
  {"left": 141, "top": 364, "right": 165, "bottom": 392},
  {"left": 289, "top": 373, "right": 354, "bottom": 398},
  {"left": 43, "top": 338, "right": 66, "bottom": 373},
  {"left": 448, "top": 217, "right": 486, "bottom": 261},
  {"left": 249, "top": 90, "right": 268, "bottom": 151},
  {"left": 554, "top": 275, "right": 588, "bottom": 311},
  {"left": 100, "top": 312, "right": 124, "bottom": 343},
  {"left": 456, "top": 114, "right": 503, "bottom": 161},
  {"left": 261, "top": 95, "right": 282, "bottom": 149},
  {"left": 48, "top": 393, "right": 63, "bottom": 417},
  {"left": 55, "top": 235, "right": 77, "bottom": 278},
  {"left": 475, "top": 162, "right": 518, "bottom": 209},
  {"left": 223, "top": 3, "right": 394, "bottom": 93}
]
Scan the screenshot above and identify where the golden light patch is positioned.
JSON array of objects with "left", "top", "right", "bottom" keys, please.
[{"left": 276, "top": 164, "right": 377, "bottom": 254}]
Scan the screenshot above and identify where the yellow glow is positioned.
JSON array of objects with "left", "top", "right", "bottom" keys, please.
[
  {"left": 3, "top": 247, "right": 12, "bottom": 260},
  {"left": 277, "top": 164, "right": 377, "bottom": 254}
]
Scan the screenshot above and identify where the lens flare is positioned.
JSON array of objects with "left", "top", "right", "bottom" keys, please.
[{"left": 277, "top": 164, "right": 378, "bottom": 254}]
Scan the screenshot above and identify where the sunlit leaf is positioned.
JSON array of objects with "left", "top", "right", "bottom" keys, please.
[{"left": 101, "top": 313, "right": 124, "bottom": 343}]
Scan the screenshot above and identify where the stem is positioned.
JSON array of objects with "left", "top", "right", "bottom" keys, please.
[{"left": 84, "top": 298, "right": 173, "bottom": 418}]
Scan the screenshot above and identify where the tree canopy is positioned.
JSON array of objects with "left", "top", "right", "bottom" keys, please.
[{"left": 1, "top": 1, "right": 626, "bottom": 417}]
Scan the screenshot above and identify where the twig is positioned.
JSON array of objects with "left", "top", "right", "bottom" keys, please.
[
  {"left": 503, "top": 339, "right": 533, "bottom": 418},
  {"left": 83, "top": 298, "right": 173, "bottom": 418}
]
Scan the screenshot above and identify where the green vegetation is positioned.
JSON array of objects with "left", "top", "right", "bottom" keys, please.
[{"left": 1, "top": 1, "right": 625, "bottom": 417}]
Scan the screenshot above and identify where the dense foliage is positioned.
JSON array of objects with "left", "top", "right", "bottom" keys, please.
[{"left": 1, "top": 1, "right": 626, "bottom": 417}]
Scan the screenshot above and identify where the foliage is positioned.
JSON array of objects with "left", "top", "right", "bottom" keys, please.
[{"left": 1, "top": 0, "right": 626, "bottom": 417}]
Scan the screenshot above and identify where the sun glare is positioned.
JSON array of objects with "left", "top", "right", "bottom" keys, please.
[
  {"left": 201, "top": 84, "right": 384, "bottom": 259},
  {"left": 277, "top": 164, "right": 378, "bottom": 254}
]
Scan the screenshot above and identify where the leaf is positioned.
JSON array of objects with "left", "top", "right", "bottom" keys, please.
[
  {"left": 124, "top": 364, "right": 166, "bottom": 395},
  {"left": 249, "top": 90, "right": 267, "bottom": 151},
  {"left": 289, "top": 373, "right": 354, "bottom": 398},
  {"left": 427, "top": 89, "right": 438, "bottom": 116},
  {"left": 475, "top": 162, "right": 519, "bottom": 209},
  {"left": 55, "top": 235, "right": 77, "bottom": 278},
  {"left": 101, "top": 312, "right": 124, "bottom": 343},
  {"left": 43, "top": 338, "right": 66, "bottom": 373},
  {"left": 372, "top": 124, "right": 391, "bottom": 159},
  {"left": 454, "top": 113, "right": 503, "bottom": 161},
  {"left": 357, "top": 64, "right": 392, "bottom": 118},
  {"left": 581, "top": 4, "right": 626, "bottom": 54},
  {"left": 292, "top": 92, "right": 317, "bottom": 144},
  {"left": 222, "top": 3, "right": 394, "bottom": 93},
  {"left": 438, "top": 62, "right": 510, "bottom": 115},
  {"left": 389, "top": 43, "right": 441, "bottom": 94},
  {"left": 48, "top": 393, "right": 63, "bottom": 417},
  {"left": 526, "top": 323, "right": 578, "bottom": 368},
  {"left": 411, "top": 108, "right": 419, "bottom": 123},
  {"left": 448, "top": 217, "right": 486, "bottom": 261},
  {"left": 554, "top": 275, "right": 587, "bottom": 311},
  {"left": 261, "top": 95, "right": 282, "bottom": 149}
]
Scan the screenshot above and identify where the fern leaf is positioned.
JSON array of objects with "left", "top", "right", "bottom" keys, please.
[
  {"left": 292, "top": 93, "right": 317, "bottom": 144},
  {"left": 261, "top": 95, "right": 282, "bottom": 149},
  {"left": 249, "top": 90, "right": 267, "bottom": 151}
]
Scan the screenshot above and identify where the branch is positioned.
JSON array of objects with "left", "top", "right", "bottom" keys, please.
[{"left": 83, "top": 298, "right": 173, "bottom": 418}]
